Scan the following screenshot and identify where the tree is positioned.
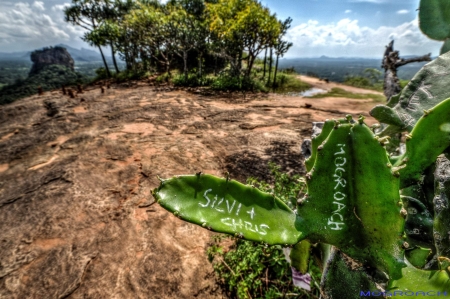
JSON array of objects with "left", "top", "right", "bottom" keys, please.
[
  {"left": 64, "top": 0, "right": 112, "bottom": 77},
  {"left": 165, "top": 4, "right": 203, "bottom": 78},
  {"left": 273, "top": 17, "right": 293, "bottom": 87},
  {"left": 207, "top": 0, "right": 279, "bottom": 78}
]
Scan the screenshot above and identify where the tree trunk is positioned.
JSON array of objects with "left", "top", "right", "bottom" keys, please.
[
  {"left": 98, "top": 45, "right": 111, "bottom": 78},
  {"left": 237, "top": 50, "right": 243, "bottom": 76},
  {"left": 262, "top": 48, "right": 267, "bottom": 79},
  {"left": 382, "top": 40, "right": 431, "bottom": 100},
  {"left": 273, "top": 54, "right": 280, "bottom": 87},
  {"left": 198, "top": 52, "right": 203, "bottom": 77},
  {"left": 183, "top": 51, "right": 188, "bottom": 79},
  {"left": 246, "top": 54, "right": 255, "bottom": 79},
  {"left": 267, "top": 47, "right": 273, "bottom": 86},
  {"left": 110, "top": 42, "right": 120, "bottom": 74}
]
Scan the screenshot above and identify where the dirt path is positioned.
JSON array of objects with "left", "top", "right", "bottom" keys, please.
[
  {"left": 298, "top": 75, "right": 384, "bottom": 95},
  {"left": 0, "top": 80, "right": 382, "bottom": 298}
]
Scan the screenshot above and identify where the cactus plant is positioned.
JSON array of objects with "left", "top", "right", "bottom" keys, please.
[
  {"left": 152, "top": 4, "right": 450, "bottom": 293},
  {"left": 153, "top": 96, "right": 450, "bottom": 296},
  {"left": 419, "top": 0, "right": 450, "bottom": 55}
]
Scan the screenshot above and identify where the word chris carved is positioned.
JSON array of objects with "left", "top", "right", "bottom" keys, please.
[{"left": 200, "top": 189, "right": 270, "bottom": 235}]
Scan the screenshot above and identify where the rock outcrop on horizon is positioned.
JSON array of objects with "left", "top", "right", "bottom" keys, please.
[{"left": 29, "top": 46, "right": 75, "bottom": 76}]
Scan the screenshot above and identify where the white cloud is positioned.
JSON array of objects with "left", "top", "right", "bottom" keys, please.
[
  {"left": 397, "top": 10, "right": 409, "bottom": 14},
  {"left": 52, "top": 3, "right": 71, "bottom": 12},
  {"left": 286, "top": 18, "right": 442, "bottom": 58},
  {"left": 0, "top": 1, "right": 86, "bottom": 52},
  {"left": 32, "top": 1, "right": 45, "bottom": 11},
  {"left": 345, "top": 10, "right": 352, "bottom": 14}
]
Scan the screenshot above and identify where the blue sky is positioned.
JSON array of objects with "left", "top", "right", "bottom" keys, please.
[{"left": 0, "top": 0, "right": 443, "bottom": 58}]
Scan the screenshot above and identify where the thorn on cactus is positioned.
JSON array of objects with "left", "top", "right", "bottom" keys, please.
[
  {"left": 334, "top": 120, "right": 340, "bottom": 129},
  {"left": 405, "top": 134, "right": 412, "bottom": 141},
  {"left": 346, "top": 114, "right": 353, "bottom": 122},
  {"left": 423, "top": 109, "right": 430, "bottom": 116},
  {"left": 400, "top": 208, "right": 408, "bottom": 218},
  {"left": 358, "top": 115, "right": 365, "bottom": 124},
  {"left": 402, "top": 242, "right": 410, "bottom": 249}
]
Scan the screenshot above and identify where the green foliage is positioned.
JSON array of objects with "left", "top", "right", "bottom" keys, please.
[
  {"left": 308, "top": 87, "right": 385, "bottom": 102},
  {"left": 399, "top": 79, "right": 409, "bottom": 89},
  {"left": 206, "top": 164, "right": 320, "bottom": 299},
  {"left": 343, "top": 68, "right": 383, "bottom": 91},
  {"left": 63, "top": 0, "right": 290, "bottom": 85},
  {"left": 172, "top": 74, "right": 214, "bottom": 87},
  {"left": 343, "top": 76, "right": 371, "bottom": 88},
  {"left": 0, "top": 60, "right": 32, "bottom": 87},
  {"left": 207, "top": 237, "right": 320, "bottom": 299},
  {"left": 155, "top": 73, "right": 171, "bottom": 84},
  {"left": 0, "top": 65, "right": 87, "bottom": 105},
  {"left": 95, "top": 67, "right": 110, "bottom": 80},
  {"left": 272, "top": 74, "right": 311, "bottom": 94}
]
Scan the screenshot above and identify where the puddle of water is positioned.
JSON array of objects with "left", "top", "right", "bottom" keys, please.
[{"left": 287, "top": 88, "right": 327, "bottom": 97}]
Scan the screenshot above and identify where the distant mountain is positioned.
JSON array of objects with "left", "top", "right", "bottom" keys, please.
[
  {"left": 0, "top": 44, "right": 106, "bottom": 63},
  {"left": 0, "top": 51, "right": 31, "bottom": 61},
  {"left": 55, "top": 44, "right": 104, "bottom": 62}
]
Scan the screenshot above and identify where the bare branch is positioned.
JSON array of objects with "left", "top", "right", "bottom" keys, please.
[{"left": 395, "top": 53, "right": 432, "bottom": 67}]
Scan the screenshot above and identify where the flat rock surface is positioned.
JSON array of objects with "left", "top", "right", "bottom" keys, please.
[{"left": 0, "top": 79, "right": 378, "bottom": 298}]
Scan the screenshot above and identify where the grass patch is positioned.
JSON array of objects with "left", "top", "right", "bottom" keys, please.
[
  {"left": 273, "top": 73, "right": 311, "bottom": 93},
  {"left": 307, "top": 87, "right": 385, "bottom": 102}
]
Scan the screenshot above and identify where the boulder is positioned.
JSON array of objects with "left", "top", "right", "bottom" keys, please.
[{"left": 29, "top": 47, "right": 74, "bottom": 76}]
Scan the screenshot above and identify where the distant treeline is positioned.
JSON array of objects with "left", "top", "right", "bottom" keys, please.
[{"left": 278, "top": 57, "right": 429, "bottom": 83}]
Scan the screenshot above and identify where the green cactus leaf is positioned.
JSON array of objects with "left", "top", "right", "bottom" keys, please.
[
  {"left": 305, "top": 119, "right": 335, "bottom": 172},
  {"left": 401, "top": 196, "right": 434, "bottom": 247},
  {"left": 388, "top": 260, "right": 450, "bottom": 294},
  {"left": 300, "top": 121, "right": 405, "bottom": 279},
  {"left": 419, "top": 0, "right": 450, "bottom": 41},
  {"left": 405, "top": 247, "right": 432, "bottom": 269},
  {"left": 370, "top": 105, "right": 404, "bottom": 127},
  {"left": 153, "top": 174, "right": 302, "bottom": 244},
  {"left": 321, "top": 249, "right": 381, "bottom": 299},
  {"left": 370, "top": 52, "right": 450, "bottom": 132},
  {"left": 441, "top": 38, "right": 450, "bottom": 55},
  {"left": 289, "top": 240, "right": 311, "bottom": 274},
  {"left": 396, "top": 98, "right": 450, "bottom": 188}
]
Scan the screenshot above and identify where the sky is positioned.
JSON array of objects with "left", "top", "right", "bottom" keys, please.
[{"left": 0, "top": 0, "right": 443, "bottom": 58}]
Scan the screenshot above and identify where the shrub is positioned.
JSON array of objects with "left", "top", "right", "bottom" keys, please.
[{"left": 172, "top": 74, "right": 214, "bottom": 87}]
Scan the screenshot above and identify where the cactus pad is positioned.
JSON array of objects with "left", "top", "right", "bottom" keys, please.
[
  {"left": 153, "top": 174, "right": 302, "bottom": 245},
  {"left": 299, "top": 120, "right": 405, "bottom": 279},
  {"left": 370, "top": 52, "right": 450, "bottom": 132}
]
